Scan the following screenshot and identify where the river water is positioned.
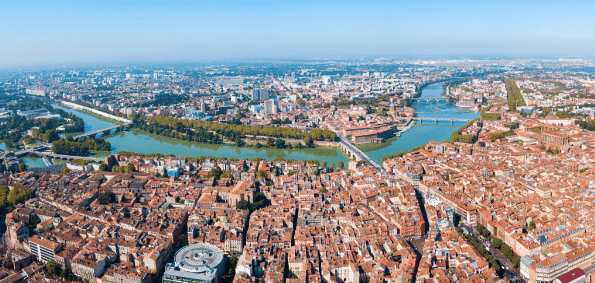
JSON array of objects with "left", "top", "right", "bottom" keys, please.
[
  {"left": 364, "top": 83, "right": 479, "bottom": 164},
  {"left": 26, "top": 87, "right": 477, "bottom": 167},
  {"left": 48, "top": 104, "right": 349, "bottom": 165}
]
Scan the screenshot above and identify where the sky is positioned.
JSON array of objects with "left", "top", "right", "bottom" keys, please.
[{"left": 0, "top": 0, "right": 594, "bottom": 68}]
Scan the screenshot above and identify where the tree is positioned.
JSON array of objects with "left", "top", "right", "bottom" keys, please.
[
  {"left": 337, "top": 161, "right": 344, "bottom": 168},
  {"left": 176, "top": 234, "right": 188, "bottom": 247},
  {"left": 256, "top": 170, "right": 268, "bottom": 178},
  {"left": 321, "top": 161, "right": 327, "bottom": 168},
  {"left": 98, "top": 163, "right": 108, "bottom": 171},
  {"left": 528, "top": 221, "right": 536, "bottom": 230},
  {"left": 46, "top": 260, "right": 62, "bottom": 277},
  {"left": 59, "top": 267, "right": 69, "bottom": 279},
  {"left": 18, "top": 162, "right": 26, "bottom": 172},
  {"left": 43, "top": 129, "right": 60, "bottom": 143},
  {"left": 319, "top": 187, "right": 328, "bottom": 194},
  {"left": 236, "top": 200, "right": 250, "bottom": 210},
  {"left": 492, "top": 238, "right": 503, "bottom": 249},
  {"left": 60, "top": 167, "right": 71, "bottom": 176},
  {"left": 304, "top": 137, "right": 314, "bottom": 148},
  {"left": 265, "top": 137, "right": 274, "bottom": 147},
  {"left": 97, "top": 191, "right": 116, "bottom": 205},
  {"left": 0, "top": 186, "right": 9, "bottom": 210},
  {"left": 234, "top": 137, "right": 245, "bottom": 147},
  {"left": 222, "top": 255, "right": 238, "bottom": 283},
  {"left": 7, "top": 184, "right": 33, "bottom": 206},
  {"left": 250, "top": 192, "right": 269, "bottom": 210},
  {"left": 206, "top": 167, "right": 223, "bottom": 179}
]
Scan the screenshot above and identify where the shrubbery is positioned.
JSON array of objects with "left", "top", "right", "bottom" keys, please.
[
  {"left": 480, "top": 105, "right": 500, "bottom": 120},
  {"left": 450, "top": 119, "right": 479, "bottom": 143},
  {"left": 382, "top": 144, "right": 427, "bottom": 162},
  {"left": 490, "top": 131, "right": 516, "bottom": 142}
]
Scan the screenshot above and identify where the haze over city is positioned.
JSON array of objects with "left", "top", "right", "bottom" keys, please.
[{"left": 2, "top": 0, "right": 595, "bottom": 68}]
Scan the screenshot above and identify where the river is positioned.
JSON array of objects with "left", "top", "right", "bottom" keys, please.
[
  {"left": 26, "top": 87, "right": 476, "bottom": 168},
  {"left": 44, "top": 103, "right": 349, "bottom": 165},
  {"left": 364, "top": 83, "right": 479, "bottom": 164}
]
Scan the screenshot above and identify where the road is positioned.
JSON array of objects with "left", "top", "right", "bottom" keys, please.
[
  {"left": 409, "top": 188, "right": 430, "bottom": 283},
  {"left": 463, "top": 224, "right": 522, "bottom": 282},
  {"left": 337, "top": 134, "right": 383, "bottom": 171},
  {"left": 15, "top": 142, "right": 52, "bottom": 156}
]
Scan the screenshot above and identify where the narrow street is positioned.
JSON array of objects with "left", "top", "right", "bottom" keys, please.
[{"left": 409, "top": 188, "right": 430, "bottom": 282}]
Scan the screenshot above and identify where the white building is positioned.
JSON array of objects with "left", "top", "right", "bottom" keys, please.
[{"left": 264, "top": 99, "right": 278, "bottom": 114}]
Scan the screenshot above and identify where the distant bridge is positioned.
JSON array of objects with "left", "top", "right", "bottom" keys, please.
[
  {"left": 35, "top": 151, "right": 104, "bottom": 162},
  {"left": 410, "top": 98, "right": 448, "bottom": 103},
  {"left": 15, "top": 144, "right": 51, "bottom": 157},
  {"left": 411, "top": 117, "right": 473, "bottom": 126},
  {"left": 73, "top": 123, "right": 131, "bottom": 139}
]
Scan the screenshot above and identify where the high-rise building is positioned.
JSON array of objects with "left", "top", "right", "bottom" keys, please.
[
  {"left": 251, "top": 89, "right": 260, "bottom": 101},
  {"left": 251, "top": 88, "right": 270, "bottom": 101},
  {"left": 259, "top": 89, "right": 269, "bottom": 100},
  {"left": 264, "top": 99, "right": 278, "bottom": 114},
  {"left": 186, "top": 107, "right": 195, "bottom": 117}
]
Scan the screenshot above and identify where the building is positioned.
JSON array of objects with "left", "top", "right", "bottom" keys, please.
[
  {"left": 25, "top": 89, "right": 46, "bottom": 96},
  {"left": 264, "top": 99, "right": 278, "bottom": 114},
  {"left": 251, "top": 89, "right": 270, "bottom": 101},
  {"left": 163, "top": 243, "right": 227, "bottom": 283},
  {"left": 29, "top": 236, "right": 60, "bottom": 263},
  {"left": 539, "top": 127, "right": 570, "bottom": 147},
  {"left": 352, "top": 131, "right": 381, "bottom": 144},
  {"left": 554, "top": 268, "right": 586, "bottom": 283}
]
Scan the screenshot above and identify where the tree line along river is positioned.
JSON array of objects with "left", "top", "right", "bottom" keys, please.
[{"left": 21, "top": 83, "right": 479, "bottom": 168}]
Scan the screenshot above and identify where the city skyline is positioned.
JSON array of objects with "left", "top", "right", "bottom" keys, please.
[{"left": 1, "top": 0, "right": 595, "bottom": 69}]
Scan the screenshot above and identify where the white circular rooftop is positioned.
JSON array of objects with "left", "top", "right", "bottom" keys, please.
[{"left": 174, "top": 243, "right": 224, "bottom": 273}]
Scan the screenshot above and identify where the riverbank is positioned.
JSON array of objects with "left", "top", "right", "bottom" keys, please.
[
  {"left": 55, "top": 101, "right": 124, "bottom": 125},
  {"left": 353, "top": 120, "right": 417, "bottom": 152},
  {"left": 364, "top": 83, "right": 479, "bottom": 164},
  {"left": 96, "top": 129, "right": 349, "bottom": 164},
  {"left": 57, "top": 100, "right": 131, "bottom": 123}
]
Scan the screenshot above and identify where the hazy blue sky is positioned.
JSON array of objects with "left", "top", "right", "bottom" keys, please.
[{"left": 1, "top": 0, "right": 594, "bottom": 68}]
